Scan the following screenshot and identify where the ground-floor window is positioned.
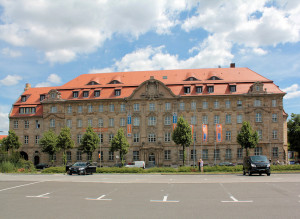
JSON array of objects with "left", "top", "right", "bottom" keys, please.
[
  {"left": 76, "top": 151, "right": 82, "bottom": 161},
  {"left": 179, "top": 150, "right": 184, "bottom": 160},
  {"left": 254, "top": 147, "right": 262, "bottom": 155},
  {"left": 214, "top": 149, "right": 220, "bottom": 159},
  {"left": 237, "top": 148, "right": 243, "bottom": 159},
  {"left": 164, "top": 150, "right": 171, "bottom": 160},
  {"left": 109, "top": 151, "right": 114, "bottom": 161},
  {"left": 272, "top": 147, "right": 278, "bottom": 158},
  {"left": 202, "top": 149, "right": 208, "bottom": 159},
  {"left": 67, "top": 151, "right": 71, "bottom": 162},
  {"left": 225, "top": 149, "right": 232, "bottom": 159},
  {"left": 191, "top": 149, "right": 197, "bottom": 160},
  {"left": 133, "top": 151, "right": 139, "bottom": 161},
  {"left": 49, "top": 154, "right": 56, "bottom": 162}
]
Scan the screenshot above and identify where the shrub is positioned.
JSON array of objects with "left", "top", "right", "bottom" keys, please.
[
  {"left": 0, "top": 161, "right": 16, "bottom": 173},
  {"left": 42, "top": 166, "right": 66, "bottom": 174},
  {"left": 145, "top": 167, "right": 177, "bottom": 173}
]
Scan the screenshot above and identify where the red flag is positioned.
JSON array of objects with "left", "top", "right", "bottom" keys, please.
[
  {"left": 202, "top": 124, "right": 208, "bottom": 142},
  {"left": 216, "top": 124, "right": 222, "bottom": 142}
]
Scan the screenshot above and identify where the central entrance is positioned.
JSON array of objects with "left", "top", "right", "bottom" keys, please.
[{"left": 148, "top": 153, "right": 155, "bottom": 167}]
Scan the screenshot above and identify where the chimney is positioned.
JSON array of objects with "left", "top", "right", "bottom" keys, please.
[
  {"left": 230, "top": 63, "right": 235, "bottom": 68},
  {"left": 24, "top": 83, "right": 31, "bottom": 91}
]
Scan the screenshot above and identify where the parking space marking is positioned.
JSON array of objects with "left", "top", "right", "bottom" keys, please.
[
  {"left": 86, "top": 195, "right": 112, "bottom": 201},
  {"left": 150, "top": 195, "right": 179, "bottom": 203},
  {"left": 26, "top": 192, "right": 50, "bottom": 198},
  {"left": 220, "top": 183, "right": 253, "bottom": 203},
  {"left": 0, "top": 181, "right": 43, "bottom": 192}
]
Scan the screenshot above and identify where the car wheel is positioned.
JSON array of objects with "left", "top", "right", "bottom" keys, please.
[
  {"left": 259, "top": 172, "right": 262, "bottom": 176},
  {"left": 243, "top": 170, "right": 246, "bottom": 175},
  {"left": 68, "top": 171, "right": 72, "bottom": 175},
  {"left": 267, "top": 173, "right": 271, "bottom": 176}
]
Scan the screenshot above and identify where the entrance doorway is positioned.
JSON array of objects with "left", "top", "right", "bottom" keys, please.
[
  {"left": 34, "top": 156, "right": 40, "bottom": 166},
  {"left": 20, "top": 151, "right": 28, "bottom": 160},
  {"left": 148, "top": 153, "right": 155, "bottom": 167}
]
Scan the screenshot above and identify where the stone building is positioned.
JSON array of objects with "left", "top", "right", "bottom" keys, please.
[{"left": 9, "top": 65, "right": 288, "bottom": 166}]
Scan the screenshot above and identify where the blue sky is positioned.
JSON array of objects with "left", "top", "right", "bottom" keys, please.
[{"left": 0, "top": 0, "right": 300, "bottom": 134}]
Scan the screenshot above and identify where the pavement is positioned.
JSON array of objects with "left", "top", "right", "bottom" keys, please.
[{"left": 0, "top": 173, "right": 300, "bottom": 219}]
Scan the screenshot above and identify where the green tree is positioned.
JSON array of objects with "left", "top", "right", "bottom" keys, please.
[
  {"left": 57, "top": 127, "right": 74, "bottom": 165},
  {"left": 172, "top": 116, "right": 192, "bottom": 166},
  {"left": 78, "top": 126, "right": 100, "bottom": 162},
  {"left": 288, "top": 113, "right": 300, "bottom": 157},
  {"left": 237, "top": 121, "right": 259, "bottom": 156},
  {"left": 40, "top": 130, "right": 58, "bottom": 166},
  {"left": 110, "top": 128, "right": 129, "bottom": 166},
  {"left": 1, "top": 130, "right": 21, "bottom": 153}
]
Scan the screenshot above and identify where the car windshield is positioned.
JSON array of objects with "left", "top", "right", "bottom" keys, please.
[
  {"left": 73, "top": 162, "right": 86, "bottom": 166},
  {"left": 250, "top": 156, "right": 269, "bottom": 163}
]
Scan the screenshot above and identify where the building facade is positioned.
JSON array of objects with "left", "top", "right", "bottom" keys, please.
[{"left": 9, "top": 65, "right": 288, "bottom": 166}]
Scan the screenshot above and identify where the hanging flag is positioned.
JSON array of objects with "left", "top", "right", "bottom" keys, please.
[
  {"left": 127, "top": 114, "right": 132, "bottom": 137},
  {"left": 216, "top": 124, "right": 222, "bottom": 142},
  {"left": 172, "top": 113, "right": 177, "bottom": 130},
  {"left": 202, "top": 124, "right": 208, "bottom": 142},
  {"left": 190, "top": 125, "right": 194, "bottom": 135}
]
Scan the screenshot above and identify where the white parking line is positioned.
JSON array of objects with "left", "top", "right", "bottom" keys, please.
[
  {"left": 151, "top": 195, "right": 179, "bottom": 203},
  {"left": 86, "top": 195, "right": 112, "bottom": 201},
  {"left": 222, "top": 196, "right": 253, "bottom": 203},
  {"left": 26, "top": 192, "right": 50, "bottom": 198},
  {"left": 0, "top": 181, "right": 43, "bottom": 192}
]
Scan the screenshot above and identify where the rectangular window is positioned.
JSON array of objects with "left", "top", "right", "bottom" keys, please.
[
  {"left": 257, "top": 130, "right": 262, "bottom": 140},
  {"left": 237, "top": 114, "right": 243, "bottom": 124},
  {"left": 256, "top": 113, "right": 262, "bottom": 122},
  {"left": 214, "top": 100, "right": 219, "bottom": 109},
  {"left": 164, "top": 150, "right": 171, "bottom": 160},
  {"left": 225, "top": 100, "right": 231, "bottom": 108},
  {"left": 196, "top": 86, "right": 202, "bottom": 93},
  {"left": 78, "top": 105, "right": 83, "bottom": 113},
  {"left": 109, "top": 104, "right": 114, "bottom": 112},
  {"left": 214, "top": 115, "right": 220, "bottom": 124},
  {"left": 83, "top": 91, "right": 89, "bottom": 98},
  {"left": 225, "top": 114, "right": 231, "bottom": 124},
  {"left": 164, "top": 116, "right": 171, "bottom": 125},
  {"left": 179, "top": 150, "right": 184, "bottom": 160},
  {"left": 133, "top": 117, "right": 140, "bottom": 126},
  {"left": 67, "top": 119, "right": 72, "bottom": 128},
  {"left": 98, "top": 118, "right": 103, "bottom": 127},
  {"left": 49, "top": 154, "right": 56, "bottom": 162},
  {"left": 191, "top": 116, "right": 197, "bottom": 125},
  {"left": 226, "top": 131, "right": 231, "bottom": 141},
  {"left": 149, "top": 103, "right": 155, "bottom": 111},
  {"left": 88, "top": 118, "right": 92, "bottom": 127},
  {"left": 191, "top": 149, "right": 197, "bottom": 160},
  {"left": 272, "top": 130, "right": 278, "bottom": 139},
  {"left": 272, "top": 99, "right": 277, "bottom": 107},
  {"left": 184, "top": 86, "right": 191, "bottom": 94},
  {"left": 98, "top": 104, "right": 103, "bottom": 112},
  {"left": 77, "top": 119, "right": 82, "bottom": 128},
  {"left": 115, "top": 89, "right": 121, "bottom": 96},
  {"left": 50, "top": 106, "right": 57, "bottom": 113},
  {"left": 109, "top": 134, "right": 114, "bottom": 142},
  {"left": 109, "top": 118, "right": 114, "bottom": 127},
  {"left": 24, "top": 135, "right": 29, "bottom": 144},
  {"left": 24, "top": 120, "right": 29, "bottom": 129},
  {"left": 94, "top": 90, "right": 100, "bottom": 97},
  {"left": 35, "top": 135, "right": 39, "bottom": 144},
  {"left": 88, "top": 105, "right": 93, "bottom": 113},
  {"left": 98, "top": 134, "right": 103, "bottom": 143},
  {"left": 207, "top": 86, "right": 214, "bottom": 93},
  {"left": 120, "top": 118, "right": 126, "bottom": 127},
  {"left": 237, "top": 148, "right": 243, "bottom": 159},
  {"left": 67, "top": 106, "right": 72, "bottom": 114},
  {"left": 202, "top": 149, "right": 208, "bottom": 159},
  {"left": 133, "top": 133, "right": 140, "bottom": 143},
  {"left": 109, "top": 151, "right": 114, "bottom": 161},
  {"left": 148, "top": 133, "right": 156, "bottom": 142},
  {"left": 50, "top": 119, "right": 55, "bottom": 128},
  {"left": 254, "top": 99, "right": 261, "bottom": 107},
  {"left": 73, "top": 91, "right": 79, "bottom": 98},
  {"left": 148, "top": 116, "right": 156, "bottom": 126},
  {"left": 14, "top": 120, "right": 18, "bottom": 129},
  {"left": 272, "top": 114, "right": 278, "bottom": 122},
  {"left": 133, "top": 151, "right": 140, "bottom": 161},
  {"left": 202, "top": 101, "right": 208, "bottom": 109},
  {"left": 120, "top": 104, "right": 126, "bottom": 112},
  {"left": 134, "top": 103, "right": 140, "bottom": 111},
  {"left": 229, "top": 85, "right": 236, "bottom": 92},
  {"left": 77, "top": 134, "right": 82, "bottom": 144},
  {"left": 225, "top": 149, "right": 232, "bottom": 159},
  {"left": 214, "top": 149, "right": 220, "bottom": 159},
  {"left": 67, "top": 151, "right": 72, "bottom": 162},
  {"left": 40, "top": 95, "right": 45, "bottom": 101},
  {"left": 179, "top": 102, "right": 185, "bottom": 111},
  {"left": 272, "top": 147, "right": 278, "bottom": 158},
  {"left": 165, "top": 102, "right": 171, "bottom": 111},
  {"left": 202, "top": 115, "right": 208, "bottom": 124},
  {"left": 76, "top": 151, "right": 82, "bottom": 161},
  {"left": 164, "top": 132, "right": 171, "bottom": 142},
  {"left": 21, "top": 95, "right": 27, "bottom": 102},
  {"left": 191, "top": 101, "right": 196, "bottom": 110},
  {"left": 254, "top": 147, "right": 262, "bottom": 156},
  {"left": 237, "top": 100, "right": 242, "bottom": 108}
]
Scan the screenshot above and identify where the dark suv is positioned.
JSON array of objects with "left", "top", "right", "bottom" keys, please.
[{"left": 243, "top": 155, "right": 271, "bottom": 176}]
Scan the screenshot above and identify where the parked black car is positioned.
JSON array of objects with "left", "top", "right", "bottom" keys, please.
[
  {"left": 66, "top": 162, "right": 96, "bottom": 175},
  {"left": 35, "top": 163, "right": 49, "bottom": 170},
  {"left": 243, "top": 155, "right": 271, "bottom": 176},
  {"left": 219, "top": 162, "right": 235, "bottom": 166}
]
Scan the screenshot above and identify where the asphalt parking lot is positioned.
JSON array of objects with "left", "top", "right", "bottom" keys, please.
[{"left": 0, "top": 173, "right": 300, "bottom": 219}]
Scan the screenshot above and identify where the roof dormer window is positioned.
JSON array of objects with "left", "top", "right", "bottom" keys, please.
[
  {"left": 207, "top": 86, "right": 214, "bottom": 93},
  {"left": 184, "top": 86, "right": 191, "bottom": 94},
  {"left": 83, "top": 91, "right": 89, "bottom": 98},
  {"left": 21, "top": 95, "right": 27, "bottom": 102},
  {"left": 196, "top": 86, "right": 203, "bottom": 93},
  {"left": 87, "top": 81, "right": 99, "bottom": 85},
  {"left": 115, "top": 89, "right": 121, "bottom": 96},
  {"left": 229, "top": 85, "right": 236, "bottom": 92},
  {"left": 73, "top": 91, "right": 79, "bottom": 98},
  {"left": 208, "top": 76, "right": 222, "bottom": 80},
  {"left": 185, "top": 77, "right": 199, "bottom": 81},
  {"left": 40, "top": 95, "right": 45, "bottom": 101},
  {"left": 94, "top": 90, "right": 100, "bottom": 97},
  {"left": 110, "top": 80, "right": 121, "bottom": 84}
]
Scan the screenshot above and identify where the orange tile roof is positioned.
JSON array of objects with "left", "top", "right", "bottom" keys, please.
[
  {"left": 10, "top": 67, "right": 285, "bottom": 118},
  {"left": 0, "top": 135, "right": 7, "bottom": 140}
]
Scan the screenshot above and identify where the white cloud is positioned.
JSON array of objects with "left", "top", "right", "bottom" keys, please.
[
  {"left": 35, "top": 74, "right": 62, "bottom": 87},
  {"left": 282, "top": 84, "right": 300, "bottom": 99},
  {"left": 0, "top": 0, "right": 189, "bottom": 63},
  {"left": 89, "top": 67, "right": 114, "bottom": 74},
  {"left": 0, "top": 75, "right": 22, "bottom": 86},
  {"left": 0, "top": 105, "right": 11, "bottom": 134},
  {"left": 1, "top": 47, "right": 22, "bottom": 57},
  {"left": 252, "top": 48, "right": 268, "bottom": 55}
]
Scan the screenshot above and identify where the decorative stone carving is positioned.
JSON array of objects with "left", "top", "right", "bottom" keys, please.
[{"left": 141, "top": 80, "right": 164, "bottom": 100}]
